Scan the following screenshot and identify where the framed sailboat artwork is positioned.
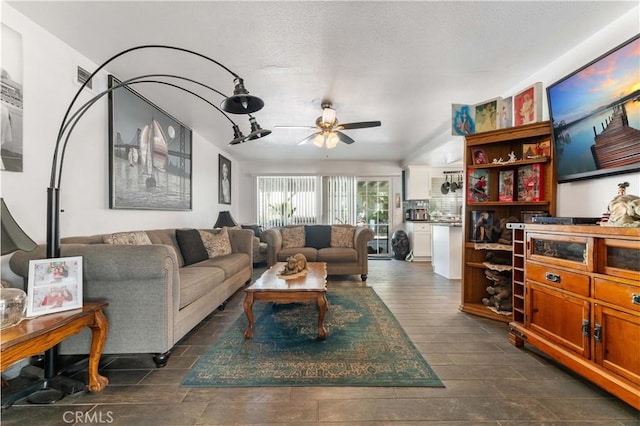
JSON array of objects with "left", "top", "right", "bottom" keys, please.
[{"left": 108, "top": 75, "right": 192, "bottom": 210}]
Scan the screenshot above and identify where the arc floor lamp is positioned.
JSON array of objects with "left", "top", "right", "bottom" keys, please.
[{"left": 38, "top": 44, "right": 268, "bottom": 403}]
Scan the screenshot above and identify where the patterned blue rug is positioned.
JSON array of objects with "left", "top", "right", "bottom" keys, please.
[{"left": 182, "top": 287, "right": 443, "bottom": 387}]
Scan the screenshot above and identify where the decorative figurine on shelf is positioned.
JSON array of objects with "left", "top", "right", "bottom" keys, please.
[
  {"left": 507, "top": 151, "right": 517, "bottom": 162},
  {"left": 279, "top": 253, "right": 309, "bottom": 278},
  {"left": 482, "top": 269, "right": 512, "bottom": 312},
  {"left": 601, "top": 182, "right": 640, "bottom": 227}
]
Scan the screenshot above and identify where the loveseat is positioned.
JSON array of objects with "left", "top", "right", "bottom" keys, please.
[
  {"left": 9, "top": 227, "right": 253, "bottom": 367},
  {"left": 263, "top": 224, "right": 374, "bottom": 280}
]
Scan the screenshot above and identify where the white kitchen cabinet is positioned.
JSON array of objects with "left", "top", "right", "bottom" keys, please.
[
  {"left": 404, "top": 166, "right": 430, "bottom": 200},
  {"left": 406, "top": 222, "right": 432, "bottom": 261}
]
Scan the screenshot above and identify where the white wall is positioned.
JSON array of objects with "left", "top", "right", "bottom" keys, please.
[
  {"left": 1, "top": 5, "right": 239, "bottom": 285},
  {"left": 501, "top": 7, "right": 639, "bottom": 217}
]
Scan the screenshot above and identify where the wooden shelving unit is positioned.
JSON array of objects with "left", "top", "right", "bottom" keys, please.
[{"left": 461, "top": 121, "right": 556, "bottom": 322}]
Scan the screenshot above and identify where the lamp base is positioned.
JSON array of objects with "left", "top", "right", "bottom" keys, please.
[
  {"left": 26, "top": 388, "right": 66, "bottom": 405},
  {"left": 1, "top": 364, "right": 87, "bottom": 407}
]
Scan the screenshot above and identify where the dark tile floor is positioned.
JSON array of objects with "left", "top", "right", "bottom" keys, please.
[{"left": 1, "top": 260, "right": 638, "bottom": 425}]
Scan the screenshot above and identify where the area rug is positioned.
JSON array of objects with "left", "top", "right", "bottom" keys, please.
[{"left": 182, "top": 287, "right": 443, "bottom": 387}]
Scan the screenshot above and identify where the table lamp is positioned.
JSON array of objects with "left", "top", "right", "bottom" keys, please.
[{"left": 214, "top": 211, "right": 238, "bottom": 229}]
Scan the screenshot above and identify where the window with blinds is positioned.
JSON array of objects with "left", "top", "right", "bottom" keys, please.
[{"left": 256, "top": 175, "right": 357, "bottom": 228}]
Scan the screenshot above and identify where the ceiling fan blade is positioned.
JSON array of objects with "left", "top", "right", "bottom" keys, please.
[
  {"left": 335, "top": 131, "right": 356, "bottom": 144},
  {"left": 297, "top": 132, "right": 319, "bottom": 145},
  {"left": 337, "top": 121, "right": 381, "bottom": 130}
]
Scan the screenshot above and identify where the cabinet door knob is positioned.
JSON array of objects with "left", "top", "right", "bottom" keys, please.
[
  {"left": 545, "top": 272, "right": 561, "bottom": 283},
  {"left": 632, "top": 293, "right": 640, "bottom": 305}
]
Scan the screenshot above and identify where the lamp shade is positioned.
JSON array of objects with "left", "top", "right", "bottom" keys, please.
[
  {"left": 1, "top": 198, "right": 37, "bottom": 256},
  {"left": 214, "top": 211, "right": 238, "bottom": 228}
]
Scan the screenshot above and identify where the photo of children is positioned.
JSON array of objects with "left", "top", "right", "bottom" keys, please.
[{"left": 27, "top": 256, "right": 83, "bottom": 317}]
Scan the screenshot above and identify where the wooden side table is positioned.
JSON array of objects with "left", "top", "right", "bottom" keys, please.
[{"left": 1, "top": 302, "right": 109, "bottom": 404}]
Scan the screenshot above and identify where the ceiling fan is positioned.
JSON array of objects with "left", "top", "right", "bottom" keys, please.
[{"left": 276, "top": 102, "right": 381, "bottom": 149}]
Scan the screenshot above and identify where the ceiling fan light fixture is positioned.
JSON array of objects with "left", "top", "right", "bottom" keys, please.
[
  {"left": 221, "top": 78, "right": 264, "bottom": 114},
  {"left": 326, "top": 132, "right": 339, "bottom": 149},
  {"left": 313, "top": 133, "right": 325, "bottom": 148},
  {"left": 246, "top": 116, "right": 272, "bottom": 140}
]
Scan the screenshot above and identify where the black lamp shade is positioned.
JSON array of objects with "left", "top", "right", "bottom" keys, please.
[
  {"left": 1, "top": 198, "right": 38, "bottom": 255},
  {"left": 214, "top": 211, "right": 237, "bottom": 228},
  {"left": 220, "top": 78, "right": 264, "bottom": 114}
]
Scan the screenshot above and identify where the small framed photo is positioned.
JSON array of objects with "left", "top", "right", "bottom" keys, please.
[
  {"left": 470, "top": 210, "right": 494, "bottom": 242},
  {"left": 471, "top": 148, "right": 488, "bottom": 165},
  {"left": 474, "top": 98, "right": 500, "bottom": 133},
  {"left": 467, "top": 168, "right": 490, "bottom": 203},
  {"left": 451, "top": 104, "right": 476, "bottom": 136},
  {"left": 522, "top": 140, "right": 551, "bottom": 159},
  {"left": 497, "top": 97, "right": 513, "bottom": 129},
  {"left": 218, "top": 154, "right": 231, "bottom": 205},
  {"left": 517, "top": 164, "right": 544, "bottom": 202},
  {"left": 499, "top": 170, "right": 514, "bottom": 202},
  {"left": 27, "top": 256, "right": 83, "bottom": 317},
  {"left": 514, "top": 82, "right": 542, "bottom": 126}
]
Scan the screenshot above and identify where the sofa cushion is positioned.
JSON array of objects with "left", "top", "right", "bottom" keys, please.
[
  {"left": 305, "top": 225, "right": 331, "bottom": 249},
  {"left": 281, "top": 226, "right": 305, "bottom": 248},
  {"left": 175, "top": 229, "right": 209, "bottom": 266},
  {"left": 178, "top": 266, "right": 226, "bottom": 309},
  {"left": 199, "top": 228, "right": 232, "bottom": 258},
  {"left": 103, "top": 231, "right": 152, "bottom": 245},
  {"left": 330, "top": 226, "right": 354, "bottom": 248},
  {"left": 277, "top": 247, "right": 318, "bottom": 262},
  {"left": 318, "top": 247, "right": 358, "bottom": 263},
  {"left": 198, "top": 253, "right": 250, "bottom": 280}
]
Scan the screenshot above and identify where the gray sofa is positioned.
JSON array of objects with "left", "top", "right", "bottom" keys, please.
[
  {"left": 9, "top": 228, "right": 253, "bottom": 367},
  {"left": 263, "top": 224, "right": 374, "bottom": 280}
]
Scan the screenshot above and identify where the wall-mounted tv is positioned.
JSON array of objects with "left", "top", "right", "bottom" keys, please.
[{"left": 547, "top": 34, "right": 640, "bottom": 183}]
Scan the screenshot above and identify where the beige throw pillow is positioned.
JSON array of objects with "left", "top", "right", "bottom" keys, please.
[
  {"left": 103, "top": 231, "right": 152, "bottom": 245},
  {"left": 281, "top": 226, "right": 305, "bottom": 248},
  {"left": 199, "top": 227, "right": 232, "bottom": 258},
  {"left": 331, "top": 226, "right": 354, "bottom": 248}
]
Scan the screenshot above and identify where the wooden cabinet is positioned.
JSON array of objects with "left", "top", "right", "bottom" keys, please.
[
  {"left": 406, "top": 222, "right": 432, "bottom": 261},
  {"left": 461, "top": 122, "right": 556, "bottom": 322},
  {"left": 510, "top": 224, "right": 640, "bottom": 409},
  {"left": 404, "top": 166, "right": 430, "bottom": 200}
]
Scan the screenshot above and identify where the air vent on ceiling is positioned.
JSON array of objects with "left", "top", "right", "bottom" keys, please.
[{"left": 76, "top": 66, "right": 93, "bottom": 90}]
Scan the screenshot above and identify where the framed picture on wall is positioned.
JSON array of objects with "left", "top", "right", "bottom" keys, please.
[
  {"left": 108, "top": 75, "right": 193, "bottom": 211},
  {"left": 219, "top": 154, "right": 231, "bottom": 204}
]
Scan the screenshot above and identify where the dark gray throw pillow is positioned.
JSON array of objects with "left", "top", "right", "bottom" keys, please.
[
  {"left": 176, "top": 229, "right": 209, "bottom": 266},
  {"left": 305, "top": 225, "right": 332, "bottom": 249},
  {"left": 241, "top": 224, "right": 262, "bottom": 239}
]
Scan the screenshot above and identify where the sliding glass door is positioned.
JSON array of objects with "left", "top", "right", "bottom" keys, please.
[{"left": 356, "top": 179, "right": 390, "bottom": 256}]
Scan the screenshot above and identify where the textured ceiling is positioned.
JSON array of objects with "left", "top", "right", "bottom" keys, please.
[{"left": 7, "top": 1, "right": 637, "bottom": 166}]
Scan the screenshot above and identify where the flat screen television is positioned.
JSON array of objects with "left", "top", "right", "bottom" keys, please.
[{"left": 547, "top": 34, "right": 640, "bottom": 183}]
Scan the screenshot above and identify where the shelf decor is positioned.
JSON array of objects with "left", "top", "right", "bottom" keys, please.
[
  {"left": 517, "top": 164, "right": 543, "bottom": 202},
  {"left": 513, "top": 82, "right": 542, "bottom": 126},
  {"left": 467, "top": 169, "right": 489, "bottom": 203},
  {"left": 498, "top": 170, "right": 514, "bottom": 202}
]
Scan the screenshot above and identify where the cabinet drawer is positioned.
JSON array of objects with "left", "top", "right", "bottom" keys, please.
[
  {"left": 527, "top": 262, "right": 590, "bottom": 297},
  {"left": 594, "top": 278, "right": 640, "bottom": 313},
  {"left": 413, "top": 223, "right": 432, "bottom": 232}
]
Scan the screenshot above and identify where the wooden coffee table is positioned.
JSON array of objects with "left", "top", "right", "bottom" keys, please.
[{"left": 243, "top": 262, "right": 328, "bottom": 339}]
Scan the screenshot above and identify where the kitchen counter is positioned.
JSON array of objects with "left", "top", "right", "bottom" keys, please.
[{"left": 432, "top": 224, "right": 462, "bottom": 279}]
